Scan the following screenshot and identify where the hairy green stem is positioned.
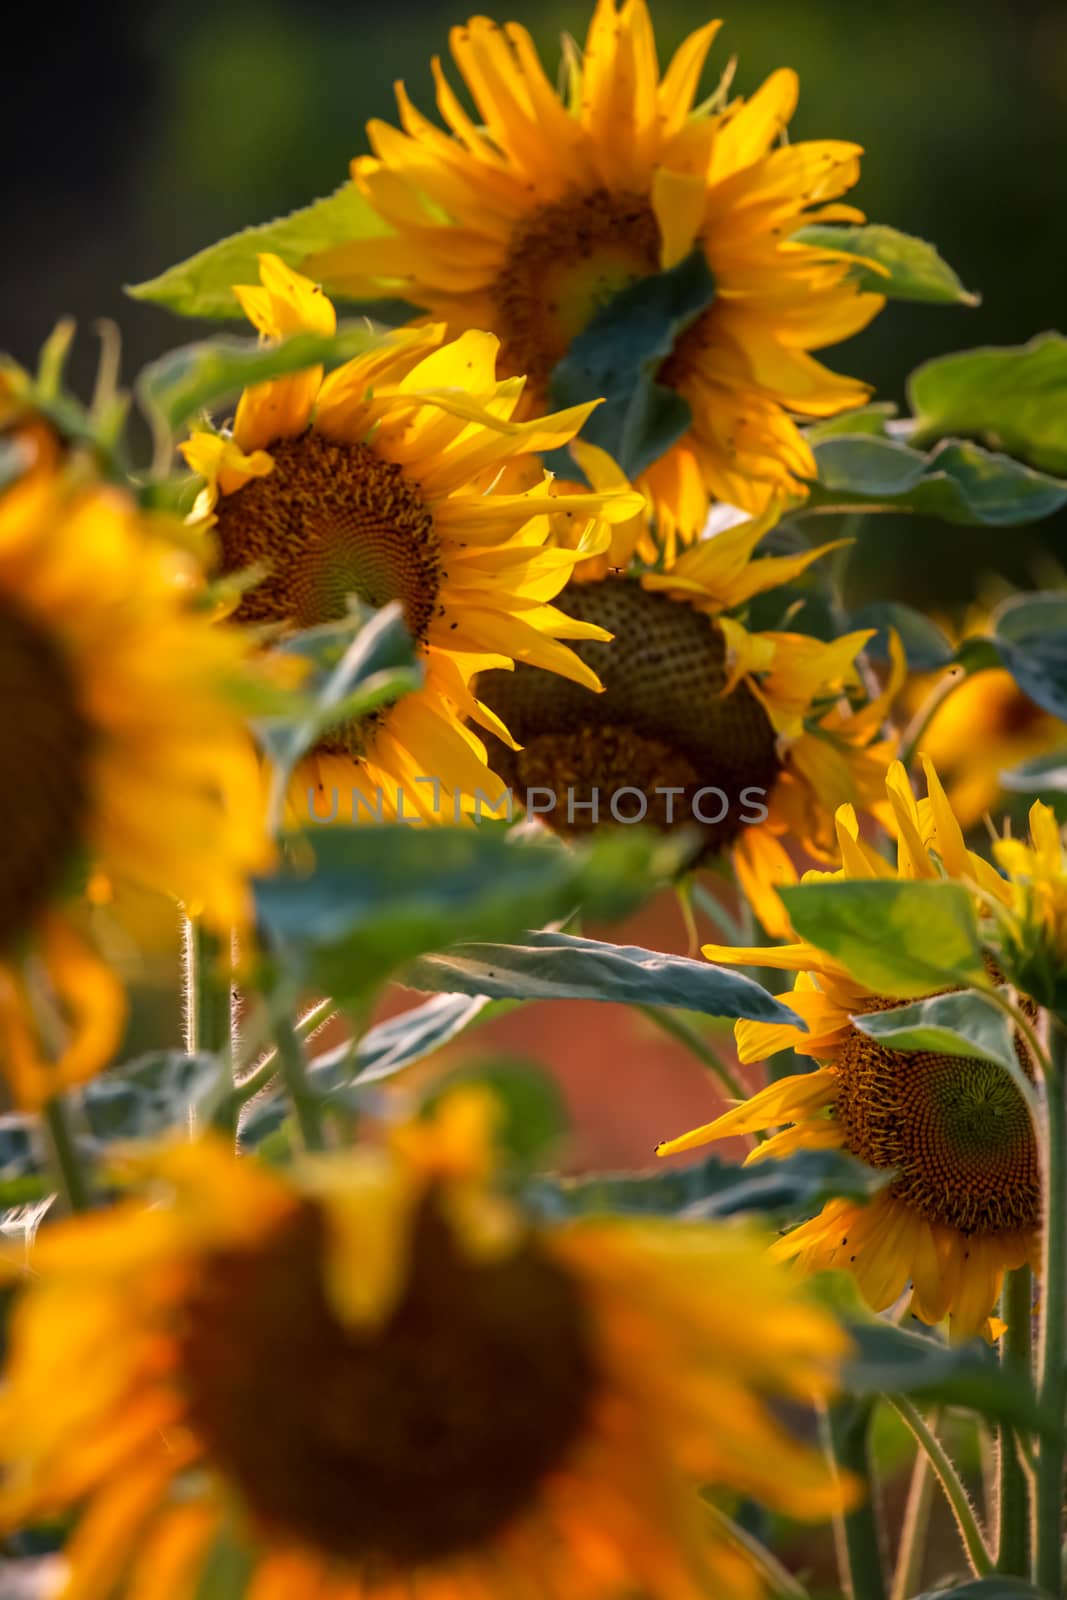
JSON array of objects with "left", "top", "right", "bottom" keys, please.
[
  {"left": 891, "top": 1414, "right": 938, "bottom": 1600},
  {"left": 272, "top": 1007, "right": 326, "bottom": 1152},
  {"left": 996, "top": 1266, "right": 1033, "bottom": 1576},
  {"left": 702, "top": 1501, "right": 810, "bottom": 1598},
  {"left": 899, "top": 668, "right": 966, "bottom": 771},
  {"left": 821, "top": 1400, "right": 888, "bottom": 1600},
  {"left": 888, "top": 1397, "right": 992, "bottom": 1577},
  {"left": 1035, "top": 1026, "right": 1067, "bottom": 1594},
  {"left": 42, "top": 1097, "right": 90, "bottom": 1213},
  {"left": 184, "top": 919, "right": 235, "bottom": 1136}
]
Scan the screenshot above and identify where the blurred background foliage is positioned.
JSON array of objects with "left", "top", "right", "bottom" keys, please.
[{"left": 6, "top": 0, "right": 1067, "bottom": 606}]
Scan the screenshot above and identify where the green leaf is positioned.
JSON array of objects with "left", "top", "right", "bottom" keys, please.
[
  {"left": 808, "top": 434, "right": 1067, "bottom": 525},
  {"left": 991, "top": 592, "right": 1067, "bottom": 723},
  {"left": 346, "top": 993, "right": 514, "bottom": 1083},
  {"left": 780, "top": 880, "right": 987, "bottom": 999},
  {"left": 913, "top": 1581, "right": 1050, "bottom": 1599},
  {"left": 526, "top": 1148, "right": 885, "bottom": 1223},
  {"left": 852, "top": 990, "right": 1018, "bottom": 1073},
  {"left": 548, "top": 248, "right": 715, "bottom": 479},
  {"left": 845, "top": 1322, "right": 1044, "bottom": 1431},
  {"left": 137, "top": 323, "right": 378, "bottom": 439},
  {"left": 851, "top": 601, "right": 955, "bottom": 671},
  {"left": 1000, "top": 753, "right": 1067, "bottom": 795},
  {"left": 84, "top": 1052, "right": 219, "bottom": 1140},
  {"left": 793, "top": 223, "right": 979, "bottom": 306},
  {"left": 403, "top": 929, "right": 803, "bottom": 1025},
  {"left": 805, "top": 401, "right": 897, "bottom": 441},
  {"left": 253, "top": 827, "right": 691, "bottom": 1002},
  {"left": 419, "top": 1058, "right": 569, "bottom": 1169},
  {"left": 909, "top": 333, "right": 1067, "bottom": 475},
  {"left": 127, "top": 183, "right": 388, "bottom": 320},
  {"left": 255, "top": 602, "right": 422, "bottom": 783}
]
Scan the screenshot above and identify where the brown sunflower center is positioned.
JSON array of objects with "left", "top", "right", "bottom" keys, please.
[
  {"left": 475, "top": 576, "right": 780, "bottom": 853},
  {"left": 180, "top": 1196, "right": 595, "bottom": 1573},
  {"left": 491, "top": 189, "right": 661, "bottom": 389},
  {"left": 214, "top": 432, "right": 441, "bottom": 640},
  {"left": 0, "top": 598, "right": 91, "bottom": 953},
  {"left": 835, "top": 1013, "right": 1041, "bottom": 1235}
]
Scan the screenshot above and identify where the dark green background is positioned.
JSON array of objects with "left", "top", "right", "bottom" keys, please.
[{"left": 6, "top": 0, "right": 1066, "bottom": 603}]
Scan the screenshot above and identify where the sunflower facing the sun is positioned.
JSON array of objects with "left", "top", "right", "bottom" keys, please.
[
  {"left": 657, "top": 758, "right": 1039, "bottom": 1339},
  {"left": 308, "top": 0, "right": 885, "bottom": 544},
  {"left": 0, "top": 1092, "right": 853, "bottom": 1600},
  {"left": 476, "top": 502, "right": 902, "bottom": 933},
  {"left": 182, "top": 254, "right": 643, "bottom": 825},
  {"left": 0, "top": 469, "right": 268, "bottom": 1109}
]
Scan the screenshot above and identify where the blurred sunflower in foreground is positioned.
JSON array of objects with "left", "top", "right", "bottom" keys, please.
[
  {"left": 182, "top": 255, "right": 642, "bottom": 825},
  {"left": 0, "top": 470, "right": 266, "bottom": 1109},
  {"left": 309, "top": 0, "right": 884, "bottom": 541},
  {"left": 658, "top": 758, "right": 1040, "bottom": 1338},
  {"left": 0, "top": 1093, "right": 852, "bottom": 1599},
  {"left": 477, "top": 504, "right": 901, "bottom": 932}
]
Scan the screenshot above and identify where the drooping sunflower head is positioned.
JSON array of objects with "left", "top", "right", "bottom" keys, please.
[
  {"left": 182, "top": 255, "right": 644, "bottom": 823},
  {"left": 0, "top": 469, "right": 267, "bottom": 1107},
  {"left": 658, "top": 758, "right": 1041, "bottom": 1339},
  {"left": 475, "top": 503, "right": 901, "bottom": 926},
  {"left": 308, "top": 0, "right": 884, "bottom": 542},
  {"left": 0, "top": 1091, "right": 854, "bottom": 1599}
]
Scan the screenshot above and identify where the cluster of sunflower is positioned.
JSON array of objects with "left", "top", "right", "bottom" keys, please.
[{"left": 3, "top": 3, "right": 1067, "bottom": 1598}]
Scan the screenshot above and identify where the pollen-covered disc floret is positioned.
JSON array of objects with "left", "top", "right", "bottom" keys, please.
[
  {"left": 308, "top": 0, "right": 885, "bottom": 542},
  {"left": 477, "top": 505, "right": 900, "bottom": 924},
  {"left": 657, "top": 757, "right": 1043, "bottom": 1338},
  {"left": 0, "top": 1094, "right": 855, "bottom": 1599},
  {"left": 478, "top": 576, "right": 779, "bottom": 852},
  {"left": 182, "top": 254, "right": 645, "bottom": 823},
  {"left": 835, "top": 1022, "right": 1039, "bottom": 1237}
]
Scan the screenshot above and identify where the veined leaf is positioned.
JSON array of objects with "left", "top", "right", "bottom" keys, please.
[
  {"left": 138, "top": 322, "right": 379, "bottom": 437},
  {"left": 780, "top": 880, "right": 987, "bottom": 998},
  {"left": 909, "top": 332, "right": 1067, "bottom": 474},
  {"left": 548, "top": 249, "right": 715, "bottom": 479},
  {"left": 852, "top": 990, "right": 1018, "bottom": 1074},
  {"left": 128, "top": 184, "right": 389, "bottom": 320},
  {"left": 846, "top": 1321, "right": 1043, "bottom": 1430},
  {"left": 404, "top": 929, "right": 802, "bottom": 1025},
  {"left": 808, "top": 434, "right": 1067, "bottom": 525},
  {"left": 253, "top": 827, "right": 692, "bottom": 1002},
  {"left": 851, "top": 601, "right": 955, "bottom": 671},
  {"left": 991, "top": 592, "right": 1067, "bottom": 723},
  {"left": 526, "top": 1148, "right": 884, "bottom": 1224},
  {"left": 794, "top": 223, "right": 978, "bottom": 306}
]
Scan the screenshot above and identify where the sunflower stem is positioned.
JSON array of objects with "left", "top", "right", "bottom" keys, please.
[
  {"left": 184, "top": 919, "right": 235, "bottom": 1136},
  {"left": 1034, "top": 1024, "right": 1067, "bottom": 1594},
  {"left": 635, "top": 1005, "right": 750, "bottom": 1106},
  {"left": 271, "top": 1006, "right": 326, "bottom": 1152},
  {"left": 890, "top": 1410, "right": 938, "bottom": 1600},
  {"left": 899, "top": 667, "right": 966, "bottom": 772},
  {"left": 821, "top": 1399, "right": 888, "bottom": 1600},
  {"left": 42, "top": 1096, "right": 91, "bottom": 1213},
  {"left": 691, "top": 879, "right": 748, "bottom": 946},
  {"left": 996, "top": 1266, "right": 1033, "bottom": 1576},
  {"left": 887, "top": 1396, "right": 993, "bottom": 1577}
]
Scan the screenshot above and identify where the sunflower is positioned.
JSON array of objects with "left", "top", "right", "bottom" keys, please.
[
  {"left": 307, "top": 0, "right": 884, "bottom": 543},
  {"left": 181, "top": 254, "right": 642, "bottom": 825},
  {"left": 657, "top": 757, "right": 1039, "bottom": 1339},
  {"left": 993, "top": 798, "right": 1067, "bottom": 1009},
  {"left": 0, "top": 469, "right": 267, "bottom": 1108},
  {"left": 0, "top": 1091, "right": 852, "bottom": 1600},
  {"left": 475, "top": 502, "right": 901, "bottom": 933}
]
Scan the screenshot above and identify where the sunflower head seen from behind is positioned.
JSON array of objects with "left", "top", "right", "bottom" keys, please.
[
  {"left": 0, "top": 466, "right": 267, "bottom": 1109},
  {"left": 181, "top": 254, "right": 643, "bottom": 825},
  {"left": 0, "top": 1089, "right": 854, "bottom": 1600},
  {"left": 658, "top": 758, "right": 1040, "bottom": 1339},
  {"left": 308, "top": 0, "right": 885, "bottom": 543}
]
